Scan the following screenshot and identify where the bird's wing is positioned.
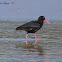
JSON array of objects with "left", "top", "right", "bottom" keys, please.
[
  {"left": 16, "top": 21, "right": 40, "bottom": 31},
  {"left": 21, "top": 21, "right": 40, "bottom": 31}
]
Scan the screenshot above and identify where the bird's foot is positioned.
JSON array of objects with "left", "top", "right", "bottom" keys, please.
[
  {"left": 36, "top": 38, "right": 40, "bottom": 40},
  {"left": 34, "top": 33, "right": 40, "bottom": 40}
]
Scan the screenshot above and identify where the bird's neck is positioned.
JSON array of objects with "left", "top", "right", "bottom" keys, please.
[
  {"left": 38, "top": 20, "right": 44, "bottom": 27},
  {"left": 38, "top": 19, "right": 44, "bottom": 24}
]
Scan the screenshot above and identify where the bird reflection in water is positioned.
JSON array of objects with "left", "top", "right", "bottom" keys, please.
[
  {"left": 16, "top": 39, "right": 43, "bottom": 55},
  {"left": 24, "top": 41, "right": 44, "bottom": 55}
]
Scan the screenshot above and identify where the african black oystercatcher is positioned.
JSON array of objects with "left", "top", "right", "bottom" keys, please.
[{"left": 16, "top": 16, "right": 50, "bottom": 46}]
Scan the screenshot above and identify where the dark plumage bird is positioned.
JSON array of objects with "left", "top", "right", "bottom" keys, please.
[{"left": 16, "top": 16, "right": 50, "bottom": 46}]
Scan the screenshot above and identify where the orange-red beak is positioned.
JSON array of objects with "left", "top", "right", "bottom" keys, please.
[{"left": 44, "top": 19, "right": 50, "bottom": 24}]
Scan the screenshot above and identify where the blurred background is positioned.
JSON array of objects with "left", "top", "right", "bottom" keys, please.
[{"left": 0, "top": 0, "right": 62, "bottom": 21}]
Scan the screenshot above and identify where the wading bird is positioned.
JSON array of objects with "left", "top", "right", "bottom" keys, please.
[{"left": 16, "top": 16, "right": 50, "bottom": 46}]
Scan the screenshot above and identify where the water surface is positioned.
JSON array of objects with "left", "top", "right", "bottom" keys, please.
[{"left": 0, "top": 20, "right": 62, "bottom": 62}]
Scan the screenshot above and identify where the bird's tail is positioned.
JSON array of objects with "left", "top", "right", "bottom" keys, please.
[{"left": 16, "top": 26, "right": 23, "bottom": 30}]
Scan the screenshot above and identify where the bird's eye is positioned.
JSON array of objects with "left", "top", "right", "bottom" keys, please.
[{"left": 42, "top": 17, "right": 44, "bottom": 19}]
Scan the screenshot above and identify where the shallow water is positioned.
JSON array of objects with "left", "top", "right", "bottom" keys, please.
[{"left": 0, "top": 20, "right": 62, "bottom": 62}]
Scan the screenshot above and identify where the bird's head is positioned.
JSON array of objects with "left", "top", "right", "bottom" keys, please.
[{"left": 38, "top": 16, "right": 50, "bottom": 24}]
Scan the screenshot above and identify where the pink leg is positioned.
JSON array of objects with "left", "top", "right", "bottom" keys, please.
[
  {"left": 34, "top": 33, "right": 40, "bottom": 40},
  {"left": 33, "top": 33, "right": 40, "bottom": 46},
  {"left": 25, "top": 33, "right": 28, "bottom": 46}
]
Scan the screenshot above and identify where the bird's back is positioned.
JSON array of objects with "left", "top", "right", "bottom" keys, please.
[{"left": 16, "top": 21, "right": 41, "bottom": 33}]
